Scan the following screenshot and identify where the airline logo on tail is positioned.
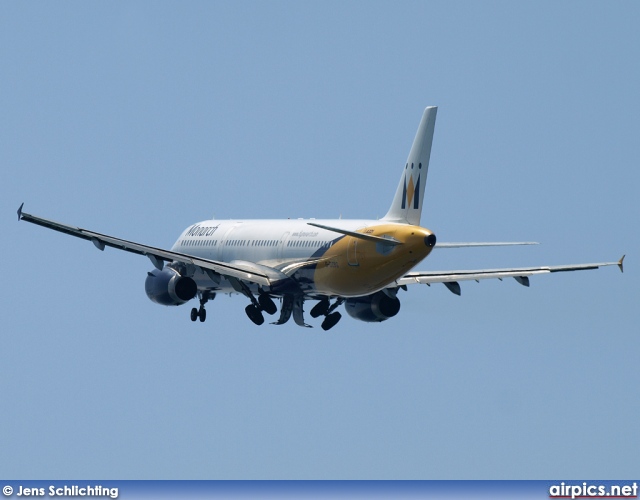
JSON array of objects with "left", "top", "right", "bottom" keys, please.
[{"left": 401, "top": 171, "right": 420, "bottom": 209}]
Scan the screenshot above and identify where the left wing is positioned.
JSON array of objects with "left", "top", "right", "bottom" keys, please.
[
  {"left": 17, "top": 204, "right": 275, "bottom": 287},
  {"left": 393, "top": 257, "right": 625, "bottom": 295}
]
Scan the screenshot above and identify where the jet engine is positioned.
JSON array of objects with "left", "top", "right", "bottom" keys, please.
[
  {"left": 344, "top": 291, "right": 401, "bottom": 323},
  {"left": 145, "top": 267, "right": 197, "bottom": 306}
]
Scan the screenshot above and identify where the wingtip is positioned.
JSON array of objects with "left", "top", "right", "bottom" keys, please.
[
  {"left": 618, "top": 254, "right": 625, "bottom": 273},
  {"left": 17, "top": 202, "right": 24, "bottom": 221}
]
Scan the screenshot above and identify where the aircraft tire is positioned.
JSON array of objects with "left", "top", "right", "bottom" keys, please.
[
  {"left": 199, "top": 308, "right": 207, "bottom": 322},
  {"left": 321, "top": 312, "right": 341, "bottom": 331},
  {"left": 245, "top": 304, "right": 265, "bottom": 326},
  {"left": 190, "top": 307, "right": 198, "bottom": 322},
  {"left": 258, "top": 294, "right": 277, "bottom": 315},
  {"left": 310, "top": 299, "right": 329, "bottom": 318}
]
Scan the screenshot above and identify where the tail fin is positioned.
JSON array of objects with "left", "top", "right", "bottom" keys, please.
[{"left": 382, "top": 106, "right": 437, "bottom": 226}]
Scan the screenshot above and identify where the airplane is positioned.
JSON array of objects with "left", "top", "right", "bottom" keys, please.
[{"left": 17, "top": 106, "right": 624, "bottom": 331}]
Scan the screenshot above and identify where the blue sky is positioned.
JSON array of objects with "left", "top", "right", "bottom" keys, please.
[{"left": 1, "top": 1, "right": 638, "bottom": 479}]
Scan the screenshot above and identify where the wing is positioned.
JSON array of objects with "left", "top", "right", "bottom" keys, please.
[
  {"left": 17, "top": 204, "right": 273, "bottom": 287},
  {"left": 393, "top": 257, "right": 625, "bottom": 295}
]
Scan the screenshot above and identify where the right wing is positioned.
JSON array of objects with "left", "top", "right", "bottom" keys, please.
[
  {"left": 17, "top": 204, "right": 275, "bottom": 287},
  {"left": 394, "top": 257, "right": 625, "bottom": 295}
]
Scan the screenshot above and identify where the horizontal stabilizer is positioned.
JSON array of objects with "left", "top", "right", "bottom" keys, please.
[
  {"left": 307, "top": 223, "right": 403, "bottom": 245},
  {"left": 436, "top": 242, "right": 538, "bottom": 248}
]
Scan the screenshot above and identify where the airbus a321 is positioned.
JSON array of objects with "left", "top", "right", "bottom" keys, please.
[{"left": 18, "top": 107, "right": 624, "bottom": 330}]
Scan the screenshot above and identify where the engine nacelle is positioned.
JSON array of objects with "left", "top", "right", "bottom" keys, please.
[
  {"left": 145, "top": 268, "right": 197, "bottom": 306},
  {"left": 344, "top": 291, "right": 401, "bottom": 323}
]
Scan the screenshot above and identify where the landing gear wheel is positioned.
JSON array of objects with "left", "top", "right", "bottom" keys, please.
[
  {"left": 258, "top": 294, "right": 277, "bottom": 315},
  {"left": 199, "top": 307, "right": 207, "bottom": 322},
  {"left": 310, "top": 299, "right": 330, "bottom": 318},
  {"left": 321, "top": 312, "right": 342, "bottom": 331},
  {"left": 190, "top": 308, "right": 198, "bottom": 322},
  {"left": 245, "top": 304, "right": 265, "bottom": 326}
]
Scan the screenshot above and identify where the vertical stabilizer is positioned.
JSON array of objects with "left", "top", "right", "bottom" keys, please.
[{"left": 383, "top": 106, "right": 437, "bottom": 226}]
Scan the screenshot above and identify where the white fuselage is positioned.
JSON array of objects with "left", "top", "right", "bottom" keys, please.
[{"left": 170, "top": 218, "right": 435, "bottom": 298}]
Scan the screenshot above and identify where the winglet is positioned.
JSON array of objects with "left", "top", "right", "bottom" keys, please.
[
  {"left": 618, "top": 254, "right": 625, "bottom": 273},
  {"left": 17, "top": 202, "right": 24, "bottom": 221}
]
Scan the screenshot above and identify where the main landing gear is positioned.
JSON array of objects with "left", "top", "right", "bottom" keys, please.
[
  {"left": 245, "top": 293, "right": 277, "bottom": 326},
  {"left": 190, "top": 292, "right": 214, "bottom": 323},
  {"left": 310, "top": 297, "right": 344, "bottom": 331}
]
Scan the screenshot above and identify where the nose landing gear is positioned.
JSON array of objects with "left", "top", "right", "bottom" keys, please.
[{"left": 190, "top": 292, "right": 214, "bottom": 323}]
